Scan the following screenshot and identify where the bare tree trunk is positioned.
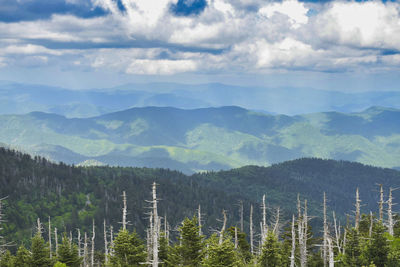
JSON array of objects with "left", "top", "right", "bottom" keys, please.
[
  {"left": 300, "top": 200, "right": 308, "bottom": 267},
  {"left": 369, "top": 211, "right": 373, "bottom": 238},
  {"left": 388, "top": 187, "right": 394, "bottom": 236},
  {"left": 152, "top": 182, "right": 159, "bottom": 267},
  {"left": 0, "top": 198, "right": 4, "bottom": 255},
  {"left": 104, "top": 220, "right": 108, "bottom": 264},
  {"left": 239, "top": 200, "right": 244, "bottom": 232},
  {"left": 261, "top": 194, "right": 267, "bottom": 244},
  {"left": 84, "top": 232, "right": 88, "bottom": 267},
  {"left": 122, "top": 191, "right": 127, "bottom": 230},
  {"left": 290, "top": 215, "right": 296, "bottom": 267},
  {"left": 333, "top": 212, "right": 341, "bottom": 253},
  {"left": 250, "top": 204, "right": 254, "bottom": 255},
  {"left": 54, "top": 228, "right": 58, "bottom": 257},
  {"left": 342, "top": 229, "right": 347, "bottom": 255},
  {"left": 91, "top": 220, "right": 95, "bottom": 267},
  {"left": 328, "top": 237, "right": 334, "bottom": 267},
  {"left": 323, "top": 192, "right": 328, "bottom": 267},
  {"left": 379, "top": 184, "right": 384, "bottom": 222},
  {"left": 219, "top": 210, "right": 227, "bottom": 245},
  {"left": 355, "top": 188, "right": 361, "bottom": 230},
  {"left": 234, "top": 226, "right": 238, "bottom": 249},
  {"left": 77, "top": 229, "right": 81, "bottom": 258},
  {"left": 110, "top": 226, "right": 114, "bottom": 257},
  {"left": 198, "top": 205, "right": 202, "bottom": 236},
  {"left": 37, "top": 218, "right": 42, "bottom": 236},
  {"left": 48, "top": 216, "right": 52, "bottom": 259},
  {"left": 273, "top": 207, "right": 280, "bottom": 237}
]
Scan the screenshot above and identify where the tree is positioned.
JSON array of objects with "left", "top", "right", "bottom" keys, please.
[
  {"left": 227, "top": 227, "right": 252, "bottom": 263},
  {"left": 201, "top": 234, "right": 241, "bottom": 267},
  {"left": 31, "top": 233, "right": 53, "bottom": 267},
  {"left": 109, "top": 229, "right": 147, "bottom": 267},
  {"left": 341, "top": 228, "right": 364, "bottom": 267},
  {"left": 15, "top": 245, "right": 32, "bottom": 267},
  {"left": 0, "top": 250, "right": 15, "bottom": 267},
  {"left": 167, "top": 216, "right": 204, "bottom": 266},
  {"left": 259, "top": 230, "right": 282, "bottom": 267},
  {"left": 366, "top": 222, "right": 389, "bottom": 267},
  {"left": 57, "top": 233, "right": 82, "bottom": 267}
]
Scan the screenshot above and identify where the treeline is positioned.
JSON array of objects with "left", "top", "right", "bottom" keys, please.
[{"left": 1, "top": 183, "right": 400, "bottom": 267}]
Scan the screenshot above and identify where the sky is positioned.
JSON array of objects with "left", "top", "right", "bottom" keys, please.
[{"left": 0, "top": 0, "right": 399, "bottom": 91}]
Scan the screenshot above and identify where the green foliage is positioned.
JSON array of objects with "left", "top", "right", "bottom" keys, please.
[
  {"left": 366, "top": 222, "right": 389, "bottom": 267},
  {"left": 259, "top": 231, "right": 282, "bottom": 267},
  {"left": 227, "top": 227, "right": 252, "bottom": 263},
  {"left": 0, "top": 250, "right": 15, "bottom": 267},
  {"left": 167, "top": 216, "right": 204, "bottom": 266},
  {"left": 53, "top": 262, "right": 67, "bottom": 267},
  {"left": 57, "top": 233, "right": 82, "bottom": 267},
  {"left": 341, "top": 228, "right": 364, "bottom": 267},
  {"left": 31, "top": 233, "right": 53, "bottom": 267},
  {"left": 109, "top": 229, "right": 147, "bottom": 267},
  {"left": 201, "top": 234, "right": 242, "bottom": 267},
  {"left": 14, "top": 245, "right": 32, "bottom": 267}
]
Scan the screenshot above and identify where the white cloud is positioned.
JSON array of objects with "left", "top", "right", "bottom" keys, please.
[{"left": 0, "top": 0, "right": 399, "bottom": 75}]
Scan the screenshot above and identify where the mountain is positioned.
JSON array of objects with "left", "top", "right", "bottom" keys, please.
[
  {"left": 0, "top": 106, "right": 399, "bottom": 173},
  {"left": 1, "top": 147, "right": 400, "bottom": 246},
  {"left": 2, "top": 81, "right": 400, "bottom": 117}
]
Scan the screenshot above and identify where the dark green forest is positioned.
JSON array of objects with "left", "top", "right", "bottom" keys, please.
[{"left": 1, "top": 147, "right": 400, "bottom": 266}]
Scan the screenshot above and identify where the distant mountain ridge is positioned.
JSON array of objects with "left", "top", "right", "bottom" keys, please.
[
  {"left": 0, "top": 106, "right": 399, "bottom": 173},
  {"left": 2, "top": 81, "right": 400, "bottom": 117}
]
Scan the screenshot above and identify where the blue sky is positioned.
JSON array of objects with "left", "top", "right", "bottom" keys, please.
[{"left": 0, "top": 0, "right": 399, "bottom": 91}]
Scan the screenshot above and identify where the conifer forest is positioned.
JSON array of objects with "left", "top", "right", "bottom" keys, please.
[{"left": 0, "top": 147, "right": 400, "bottom": 267}]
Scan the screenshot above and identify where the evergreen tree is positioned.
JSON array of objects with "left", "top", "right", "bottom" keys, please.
[
  {"left": 366, "top": 222, "right": 389, "bottom": 267},
  {"left": 0, "top": 250, "right": 15, "bottom": 267},
  {"left": 14, "top": 245, "right": 32, "bottom": 267},
  {"left": 31, "top": 233, "right": 53, "bottom": 267},
  {"left": 341, "top": 228, "right": 364, "bottom": 267},
  {"left": 53, "top": 262, "right": 67, "bottom": 267},
  {"left": 159, "top": 232, "right": 169, "bottom": 267},
  {"left": 57, "top": 233, "right": 82, "bottom": 267},
  {"left": 167, "top": 216, "right": 204, "bottom": 266},
  {"left": 259, "top": 231, "right": 282, "bottom": 267},
  {"left": 227, "top": 226, "right": 252, "bottom": 263},
  {"left": 109, "top": 229, "right": 147, "bottom": 267},
  {"left": 201, "top": 234, "right": 241, "bottom": 267}
]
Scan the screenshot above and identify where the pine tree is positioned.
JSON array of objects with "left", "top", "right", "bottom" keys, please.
[
  {"left": 167, "top": 216, "right": 204, "bottom": 266},
  {"left": 31, "top": 233, "right": 53, "bottom": 267},
  {"left": 159, "top": 232, "right": 169, "bottom": 267},
  {"left": 259, "top": 230, "right": 282, "bottom": 267},
  {"left": 201, "top": 234, "right": 242, "bottom": 267},
  {"left": 227, "top": 226, "right": 252, "bottom": 263},
  {"left": 57, "top": 233, "right": 82, "bottom": 267},
  {"left": 109, "top": 229, "right": 147, "bottom": 267},
  {"left": 14, "top": 245, "right": 32, "bottom": 267}
]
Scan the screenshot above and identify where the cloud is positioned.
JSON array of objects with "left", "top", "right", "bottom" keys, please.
[{"left": 0, "top": 0, "right": 399, "bottom": 75}]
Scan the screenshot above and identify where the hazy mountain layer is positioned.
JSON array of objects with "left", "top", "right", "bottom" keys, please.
[
  {"left": 2, "top": 81, "right": 400, "bottom": 117},
  {"left": 0, "top": 106, "right": 399, "bottom": 173}
]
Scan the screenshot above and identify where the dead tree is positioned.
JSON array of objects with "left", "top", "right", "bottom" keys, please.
[
  {"left": 234, "top": 226, "right": 238, "bottom": 249},
  {"left": 219, "top": 210, "right": 227, "bottom": 245},
  {"left": 299, "top": 199, "right": 308, "bottom": 267},
  {"left": 369, "top": 211, "right": 373, "bottom": 238},
  {"left": 91, "top": 220, "right": 95, "bottom": 267},
  {"left": 149, "top": 182, "right": 159, "bottom": 267},
  {"left": 261, "top": 194, "right": 267, "bottom": 244},
  {"left": 122, "top": 191, "right": 128, "bottom": 231},
  {"left": 48, "top": 217, "right": 52, "bottom": 258},
  {"left": 290, "top": 215, "right": 296, "bottom": 267},
  {"left": 327, "top": 237, "right": 334, "bottom": 267},
  {"left": 388, "top": 187, "right": 394, "bottom": 236},
  {"left": 110, "top": 226, "right": 114, "bottom": 257},
  {"left": 84, "top": 232, "right": 88, "bottom": 267},
  {"left": 273, "top": 207, "right": 280, "bottom": 237},
  {"left": 355, "top": 188, "right": 361, "bottom": 230},
  {"left": 379, "top": 184, "right": 384, "bottom": 222},
  {"left": 333, "top": 211, "right": 341, "bottom": 253},
  {"left": 54, "top": 228, "right": 58, "bottom": 257},
  {"left": 323, "top": 192, "right": 328, "bottom": 267},
  {"left": 198, "top": 205, "right": 202, "bottom": 236},
  {"left": 104, "top": 220, "right": 108, "bottom": 264},
  {"left": 239, "top": 200, "right": 244, "bottom": 232},
  {"left": 250, "top": 204, "right": 254, "bottom": 255},
  {"left": 77, "top": 229, "right": 81, "bottom": 258}
]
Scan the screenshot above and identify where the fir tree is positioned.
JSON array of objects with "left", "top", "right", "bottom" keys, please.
[
  {"left": 31, "top": 233, "right": 53, "bottom": 267},
  {"left": 57, "top": 233, "right": 82, "bottom": 267},
  {"left": 366, "top": 222, "right": 389, "bottom": 267},
  {"left": 14, "top": 245, "right": 32, "bottom": 267},
  {"left": 167, "top": 216, "right": 204, "bottom": 266},
  {"left": 0, "top": 250, "right": 15, "bottom": 267},
  {"left": 341, "top": 228, "right": 364, "bottom": 266},
  {"left": 109, "top": 229, "right": 147, "bottom": 267},
  {"left": 201, "top": 234, "right": 242, "bottom": 267},
  {"left": 259, "top": 231, "right": 282, "bottom": 267}
]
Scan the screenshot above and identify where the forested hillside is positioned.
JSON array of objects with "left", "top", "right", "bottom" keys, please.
[
  {"left": 0, "top": 147, "right": 257, "bottom": 247},
  {"left": 0, "top": 106, "right": 399, "bottom": 173}
]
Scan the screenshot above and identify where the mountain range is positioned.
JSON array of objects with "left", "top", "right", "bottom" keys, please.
[
  {"left": 0, "top": 105, "right": 399, "bottom": 173},
  {"left": 2, "top": 81, "right": 400, "bottom": 117}
]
